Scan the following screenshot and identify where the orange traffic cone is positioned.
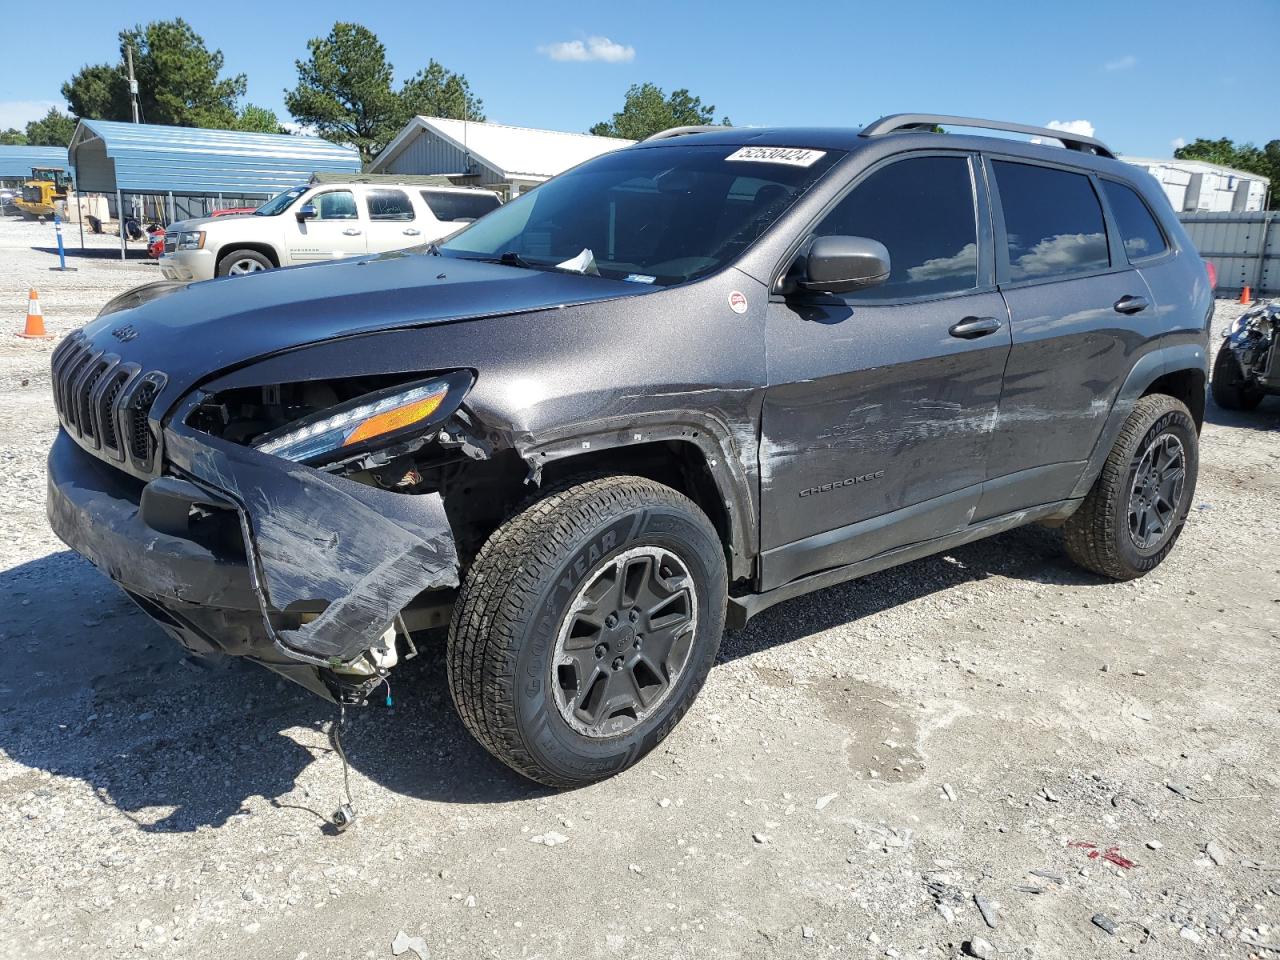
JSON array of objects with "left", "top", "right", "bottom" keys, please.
[
  {"left": 17, "top": 288, "right": 52, "bottom": 339},
  {"left": 1239, "top": 285, "right": 1253, "bottom": 306}
]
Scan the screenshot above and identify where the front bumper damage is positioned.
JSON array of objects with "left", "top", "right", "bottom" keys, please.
[{"left": 47, "top": 418, "right": 460, "bottom": 700}]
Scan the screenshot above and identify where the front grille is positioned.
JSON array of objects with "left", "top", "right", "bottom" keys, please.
[
  {"left": 163, "top": 234, "right": 177, "bottom": 253},
  {"left": 51, "top": 331, "right": 166, "bottom": 474}
]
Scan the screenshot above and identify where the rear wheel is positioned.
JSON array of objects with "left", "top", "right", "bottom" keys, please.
[
  {"left": 1211, "top": 347, "right": 1265, "bottom": 411},
  {"left": 1064, "top": 394, "right": 1198, "bottom": 580},
  {"left": 216, "top": 249, "right": 272, "bottom": 277},
  {"left": 447, "top": 475, "right": 727, "bottom": 788}
]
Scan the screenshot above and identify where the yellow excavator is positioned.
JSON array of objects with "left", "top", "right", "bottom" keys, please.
[{"left": 14, "top": 166, "right": 73, "bottom": 219}]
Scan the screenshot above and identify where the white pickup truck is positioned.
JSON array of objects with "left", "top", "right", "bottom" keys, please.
[{"left": 158, "top": 182, "right": 502, "bottom": 281}]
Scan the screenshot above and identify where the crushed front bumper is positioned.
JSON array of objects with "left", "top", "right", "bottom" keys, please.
[{"left": 47, "top": 425, "right": 461, "bottom": 698}]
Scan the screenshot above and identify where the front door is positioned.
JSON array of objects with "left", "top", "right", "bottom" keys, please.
[
  {"left": 290, "top": 188, "right": 367, "bottom": 263},
  {"left": 760, "top": 153, "right": 1011, "bottom": 590}
]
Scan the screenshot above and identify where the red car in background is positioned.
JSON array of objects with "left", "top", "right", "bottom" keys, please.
[{"left": 146, "top": 207, "right": 258, "bottom": 259}]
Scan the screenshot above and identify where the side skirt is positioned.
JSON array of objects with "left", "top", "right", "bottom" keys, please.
[{"left": 726, "top": 498, "right": 1080, "bottom": 628}]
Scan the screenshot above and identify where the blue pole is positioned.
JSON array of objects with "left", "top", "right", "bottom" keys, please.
[
  {"left": 51, "top": 212, "right": 76, "bottom": 272},
  {"left": 55, "top": 214, "right": 66, "bottom": 270}
]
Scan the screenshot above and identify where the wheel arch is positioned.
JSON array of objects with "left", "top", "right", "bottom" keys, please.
[
  {"left": 1070, "top": 344, "right": 1208, "bottom": 499},
  {"left": 216, "top": 242, "right": 281, "bottom": 271}
]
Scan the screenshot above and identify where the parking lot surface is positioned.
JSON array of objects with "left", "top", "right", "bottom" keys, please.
[{"left": 1, "top": 216, "right": 1277, "bottom": 959}]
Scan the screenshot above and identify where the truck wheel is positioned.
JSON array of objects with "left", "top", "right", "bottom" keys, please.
[
  {"left": 216, "top": 249, "right": 272, "bottom": 277},
  {"left": 1065, "top": 394, "right": 1198, "bottom": 581},
  {"left": 1210, "top": 348, "right": 1265, "bottom": 411},
  {"left": 448, "top": 475, "right": 727, "bottom": 788}
]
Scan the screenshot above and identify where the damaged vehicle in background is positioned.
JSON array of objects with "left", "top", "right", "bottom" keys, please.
[
  {"left": 48, "top": 115, "right": 1212, "bottom": 788},
  {"left": 1211, "top": 298, "right": 1279, "bottom": 410}
]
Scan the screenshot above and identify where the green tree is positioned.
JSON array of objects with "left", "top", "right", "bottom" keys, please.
[
  {"left": 25, "top": 108, "right": 77, "bottom": 146},
  {"left": 1175, "top": 136, "right": 1279, "bottom": 209},
  {"left": 61, "top": 18, "right": 253, "bottom": 129},
  {"left": 589, "top": 83, "right": 730, "bottom": 140},
  {"left": 286, "top": 22, "right": 483, "bottom": 164},
  {"left": 233, "top": 104, "right": 284, "bottom": 134},
  {"left": 0, "top": 128, "right": 26, "bottom": 145}
]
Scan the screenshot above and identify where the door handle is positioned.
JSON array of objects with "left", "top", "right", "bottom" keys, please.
[
  {"left": 342, "top": 228, "right": 362, "bottom": 236},
  {"left": 1114, "top": 295, "right": 1149, "bottom": 315},
  {"left": 949, "top": 316, "right": 1003, "bottom": 339},
  {"left": 402, "top": 228, "right": 421, "bottom": 236}
]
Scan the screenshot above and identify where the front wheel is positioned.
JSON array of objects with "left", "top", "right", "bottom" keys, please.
[
  {"left": 1064, "top": 394, "right": 1198, "bottom": 580},
  {"left": 216, "top": 248, "right": 273, "bottom": 277},
  {"left": 447, "top": 476, "right": 727, "bottom": 788}
]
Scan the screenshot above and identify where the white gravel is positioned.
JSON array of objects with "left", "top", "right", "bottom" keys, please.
[{"left": 0, "top": 215, "right": 1277, "bottom": 959}]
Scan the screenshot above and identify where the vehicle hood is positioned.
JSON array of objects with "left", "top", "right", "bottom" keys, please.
[{"left": 79, "top": 251, "right": 655, "bottom": 401}]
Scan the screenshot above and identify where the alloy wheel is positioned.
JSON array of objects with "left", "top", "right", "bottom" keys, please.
[
  {"left": 552, "top": 546, "right": 698, "bottom": 738},
  {"left": 227, "top": 258, "right": 266, "bottom": 275},
  {"left": 1127, "top": 432, "right": 1186, "bottom": 550}
]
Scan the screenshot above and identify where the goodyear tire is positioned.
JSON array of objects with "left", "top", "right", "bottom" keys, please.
[
  {"left": 447, "top": 475, "right": 727, "bottom": 788},
  {"left": 1064, "top": 394, "right": 1198, "bottom": 580}
]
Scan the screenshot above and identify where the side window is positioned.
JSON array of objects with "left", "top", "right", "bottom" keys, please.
[
  {"left": 314, "top": 191, "right": 357, "bottom": 220},
  {"left": 420, "top": 190, "right": 501, "bottom": 223},
  {"left": 1101, "top": 180, "right": 1168, "bottom": 261},
  {"left": 366, "top": 189, "right": 415, "bottom": 221},
  {"left": 992, "top": 161, "right": 1109, "bottom": 281},
  {"left": 812, "top": 156, "right": 978, "bottom": 299}
]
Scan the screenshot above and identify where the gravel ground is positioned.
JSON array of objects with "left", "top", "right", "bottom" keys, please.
[{"left": 0, "top": 214, "right": 1277, "bottom": 960}]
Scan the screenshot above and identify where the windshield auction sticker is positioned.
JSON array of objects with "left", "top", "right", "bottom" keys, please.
[{"left": 725, "top": 146, "right": 827, "bottom": 167}]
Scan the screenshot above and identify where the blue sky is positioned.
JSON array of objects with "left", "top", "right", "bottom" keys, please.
[{"left": 2, "top": 0, "right": 1276, "bottom": 158}]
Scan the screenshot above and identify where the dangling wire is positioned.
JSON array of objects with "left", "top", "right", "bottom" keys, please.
[{"left": 331, "top": 704, "right": 353, "bottom": 811}]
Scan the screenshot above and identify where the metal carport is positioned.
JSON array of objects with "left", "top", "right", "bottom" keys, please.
[{"left": 68, "top": 119, "right": 361, "bottom": 258}]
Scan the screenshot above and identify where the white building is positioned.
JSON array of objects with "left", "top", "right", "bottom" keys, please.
[
  {"left": 1121, "top": 156, "right": 1270, "bottom": 213},
  {"left": 369, "top": 117, "right": 634, "bottom": 198}
]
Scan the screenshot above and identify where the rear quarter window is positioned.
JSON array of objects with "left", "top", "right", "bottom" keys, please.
[
  {"left": 420, "top": 190, "right": 501, "bottom": 223},
  {"left": 993, "top": 160, "right": 1110, "bottom": 281},
  {"left": 1101, "top": 180, "right": 1168, "bottom": 261}
]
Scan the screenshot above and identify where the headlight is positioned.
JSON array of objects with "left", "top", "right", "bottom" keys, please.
[
  {"left": 175, "top": 231, "right": 205, "bottom": 251},
  {"left": 252, "top": 372, "right": 472, "bottom": 464}
]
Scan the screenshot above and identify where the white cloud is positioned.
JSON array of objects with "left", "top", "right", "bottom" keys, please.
[
  {"left": 1104, "top": 54, "right": 1137, "bottom": 71},
  {"left": 280, "top": 121, "right": 318, "bottom": 137},
  {"left": 1045, "top": 119, "right": 1097, "bottom": 138},
  {"left": 906, "top": 242, "right": 977, "bottom": 283},
  {"left": 0, "top": 99, "right": 60, "bottom": 130},
  {"left": 1171, "top": 136, "right": 1187, "bottom": 150},
  {"left": 539, "top": 36, "right": 635, "bottom": 63}
]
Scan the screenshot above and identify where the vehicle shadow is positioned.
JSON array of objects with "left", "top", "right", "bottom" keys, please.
[
  {"left": 721, "top": 522, "right": 1095, "bottom": 663},
  {"left": 29, "top": 244, "right": 153, "bottom": 261},
  {"left": 0, "top": 551, "right": 545, "bottom": 835},
  {"left": 1, "top": 527, "right": 1091, "bottom": 830},
  {"left": 1203, "top": 394, "right": 1280, "bottom": 431}
]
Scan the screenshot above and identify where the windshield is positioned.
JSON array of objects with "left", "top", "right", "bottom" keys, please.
[
  {"left": 254, "top": 186, "right": 308, "bottom": 216},
  {"left": 439, "top": 144, "right": 844, "bottom": 286}
]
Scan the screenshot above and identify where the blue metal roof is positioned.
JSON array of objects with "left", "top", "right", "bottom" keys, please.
[
  {"left": 0, "top": 145, "right": 70, "bottom": 180},
  {"left": 69, "top": 119, "right": 361, "bottom": 196}
]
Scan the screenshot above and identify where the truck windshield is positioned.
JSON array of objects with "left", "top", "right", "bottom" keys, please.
[
  {"left": 439, "top": 144, "right": 844, "bottom": 286},
  {"left": 254, "top": 186, "right": 308, "bottom": 216}
]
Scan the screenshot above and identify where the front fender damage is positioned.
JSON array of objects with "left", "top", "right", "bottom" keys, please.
[{"left": 163, "top": 422, "right": 460, "bottom": 668}]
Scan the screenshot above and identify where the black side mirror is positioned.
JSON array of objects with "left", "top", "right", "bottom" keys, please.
[
  {"left": 798, "top": 235, "right": 891, "bottom": 294},
  {"left": 296, "top": 203, "right": 317, "bottom": 221}
]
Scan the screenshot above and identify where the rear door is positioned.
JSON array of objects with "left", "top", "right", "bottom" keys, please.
[
  {"left": 977, "top": 157, "right": 1155, "bottom": 519},
  {"left": 363, "top": 188, "right": 423, "bottom": 252},
  {"left": 760, "top": 152, "right": 1012, "bottom": 590},
  {"left": 289, "top": 188, "right": 367, "bottom": 263}
]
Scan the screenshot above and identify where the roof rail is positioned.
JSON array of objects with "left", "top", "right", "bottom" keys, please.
[
  {"left": 859, "top": 114, "right": 1115, "bottom": 159},
  {"left": 641, "top": 125, "right": 729, "bottom": 143}
]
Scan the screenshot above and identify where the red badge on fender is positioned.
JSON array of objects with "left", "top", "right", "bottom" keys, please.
[{"left": 728, "top": 291, "right": 748, "bottom": 314}]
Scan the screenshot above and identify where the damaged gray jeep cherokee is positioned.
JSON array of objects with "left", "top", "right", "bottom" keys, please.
[{"left": 47, "top": 115, "right": 1213, "bottom": 787}]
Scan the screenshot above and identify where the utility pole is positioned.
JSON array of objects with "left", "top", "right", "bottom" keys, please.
[{"left": 126, "top": 44, "right": 140, "bottom": 123}]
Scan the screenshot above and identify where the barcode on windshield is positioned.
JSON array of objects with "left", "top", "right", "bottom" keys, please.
[{"left": 725, "top": 147, "right": 827, "bottom": 167}]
